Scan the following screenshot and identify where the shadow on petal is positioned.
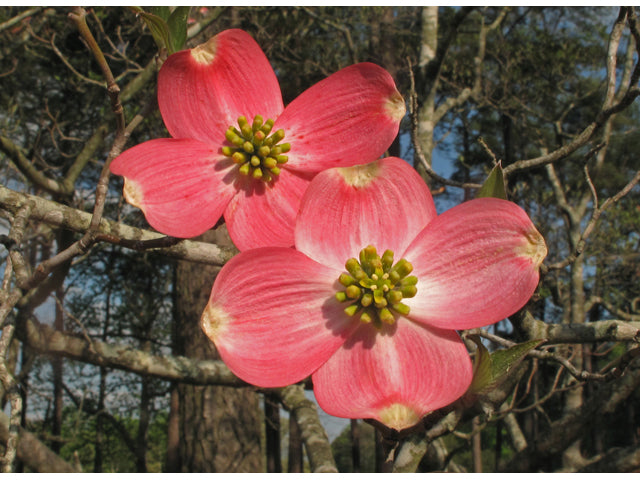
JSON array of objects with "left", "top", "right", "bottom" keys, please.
[
  {"left": 321, "top": 291, "right": 400, "bottom": 352},
  {"left": 320, "top": 289, "right": 362, "bottom": 346}
]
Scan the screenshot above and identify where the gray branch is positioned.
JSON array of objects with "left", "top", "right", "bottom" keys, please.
[
  {"left": 16, "top": 316, "right": 245, "bottom": 387},
  {"left": 277, "top": 384, "right": 338, "bottom": 473},
  {"left": 513, "top": 310, "right": 640, "bottom": 345},
  {"left": 0, "top": 184, "right": 235, "bottom": 266},
  {"left": 0, "top": 410, "right": 79, "bottom": 473}
]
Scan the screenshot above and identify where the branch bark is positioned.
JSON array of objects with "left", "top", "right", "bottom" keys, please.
[
  {"left": 512, "top": 310, "right": 640, "bottom": 345},
  {"left": 277, "top": 384, "right": 338, "bottom": 473},
  {"left": 0, "top": 410, "right": 79, "bottom": 473},
  {"left": 503, "top": 356, "right": 640, "bottom": 472},
  {"left": 0, "top": 185, "right": 235, "bottom": 266},
  {"left": 16, "top": 315, "right": 245, "bottom": 387}
]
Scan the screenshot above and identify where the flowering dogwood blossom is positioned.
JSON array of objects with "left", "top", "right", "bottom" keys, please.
[
  {"left": 110, "top": 29, "right": 405, "bottom": 250},
  {"left": 201, "top": 158, "right": 548, "bottom": 430}
]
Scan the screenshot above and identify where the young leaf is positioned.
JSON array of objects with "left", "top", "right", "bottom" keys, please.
[
  {"left": 167, "top": 7, "right": 191, "bottom": 53},
  {"left": 149, "top": 6, "right": 171, "bottom": 21},
  {"left": 476, "top": 162, "right": 507, "bottom": 200},
  {"left": 137, "top": 10, "right": 171, "bottom": 53},
  {"left": 467, "top": 336, "right": 545, "bottom": 395}
]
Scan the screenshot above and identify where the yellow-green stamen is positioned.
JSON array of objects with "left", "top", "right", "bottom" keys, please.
[
  {"left": 335, "top": 245, "right": 418, "bottom": 329},
  {"left": 222, "top": 115, "right": 290, "bottom": 182}
]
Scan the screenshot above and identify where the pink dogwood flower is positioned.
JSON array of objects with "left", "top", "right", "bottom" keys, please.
[
  {"left": 201, "top": 158, "right": 548, "bottom": 430},
  {"left": 110, "top": 29, "right": 405, "bottom": 250}
]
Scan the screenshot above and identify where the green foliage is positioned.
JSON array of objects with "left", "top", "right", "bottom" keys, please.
[
  {"left": 133, "top": 6, "right": 191, "bottom": 54},
  {"left": 475, "top": 162, "right": 508, "bottom": 200},
  {"left": 467, "top": 337, "right": 544, "bottom": 395},
  {"left": 53, "top": 407, "right": 168, "bottom": 472}
]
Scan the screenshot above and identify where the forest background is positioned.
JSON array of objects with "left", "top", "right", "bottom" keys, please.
[{"left": 0, "top": 5, "right": 639, "bottom": 473}]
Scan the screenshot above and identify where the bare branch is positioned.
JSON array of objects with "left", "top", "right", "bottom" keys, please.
[
  {"left": 0, "top": 184, "right": 235, "bottom": 266},
  {"left": 504, "top": 8, "right": 640, "bottom": 177},
  {"left": 0, "top": 136, "right": 68, "bottom": 196},
  {"left": 589, "top": 296, "right": 640, "bottom": 321},
  {"left": 407, "top": 59, "right": 483, "bottom": 190},
  {"left": 546, "top": 168, "right": 640, "bottom": 271},
  {"left": 432, "top": 8, "right": 509, "bottom": 124},
  {"left": 277, "top": 384, "right": 338, "bottom": 473},
  {"left": 50, "top": 32, "right": 106, "bottom": 88},
  {"left": 299, "top": 6, "right": 358, "bottom": 64},
  {"left": 578, "top": 444, "right": 640, "bottom": 473},
  {"left": 504, "top": 355, "right": 640, "bottom": 472},
  {"left": 0, "top": 7, "right": 43, "bottom": 33},
  {"left": 68, "top": 7, "right": 125, "bottom": 133},
  {"left": 0, "top": 202, "right": 34, "bottom": 472},
  {"left": 0, "top": 410, "right": 79, "bottom": 473},
  {"left": 512, "top": 310, "right": 640, "bottom": 345},
  {"left": 16, "top": 315, "right": 244, "bottom": 386}
]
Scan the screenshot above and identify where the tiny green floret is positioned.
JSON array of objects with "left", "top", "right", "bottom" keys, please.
[
  {"left": 222, "top": 115, "right": 290, "bottom": 182},
  {"left": 335, "top": 245, "right": 418, "bottom": 329}
]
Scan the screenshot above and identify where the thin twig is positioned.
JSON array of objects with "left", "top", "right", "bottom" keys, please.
[
  {"left": 546, "top": 168, "right": 640, "bottom": 271},
  {"left": 503, "top": 7, "right": 640, "bottom": 177},
  {"left": 68, "top": 7, "right": 125, "bottom": 133},
  {"left": 406, "top": 57, "right": 482, "bottom": 190},
  {"left": 50, "top": 33, "right": 105, "bottom": 88},
  {"left": 0, "top": 6, "right": 43, "bottom": 33}
]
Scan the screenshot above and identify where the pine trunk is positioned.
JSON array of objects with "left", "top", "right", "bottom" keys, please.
[{"left": 171, "top": 226, "right": 263, "bottom": 472}]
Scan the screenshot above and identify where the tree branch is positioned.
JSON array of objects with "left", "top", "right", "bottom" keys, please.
[
  {"left": 16, "top": 315, "right": 245, "bottom": 387},
  {"left": 503, "top": 355, "right": 640, "bottom": 472},
  {"left": 407, "top": 60, "right": 483, "bottom": 190},
  {"left": 0, "top": 185, "right": 235, "bottom": 266},
  {"left": 0, "top": 7, "right": 43, "bottom": 33},
  {"left": 512, "top": 310, "right": 640, "bottom": 345},
  {"left": 0, "top": 136, "right": 68, "bottom": 196},
  {"left": 578, "top": 444, "right": 640, "bottom": 473},
  {"left": 277, "top": 384, "right": 338, "bottom": 473},
  {"left": 0, "top": 410, "right": 79, "bottom": 473},
  {"left": 545, "top": 168, "right": 640, "bottom": 271},
  {"left": 68, "top": 7, "right": 125, "bottom": 133},
  {"left": 503, "top": 8, "right": 640, "bottom": 177}
]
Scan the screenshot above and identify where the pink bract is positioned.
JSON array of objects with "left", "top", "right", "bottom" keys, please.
[
  {"left": 202, "top": 158, "right": 548, "bottom": 431},
  {"left": 110, "top": 29, "right": 405, "bottom": 250}
]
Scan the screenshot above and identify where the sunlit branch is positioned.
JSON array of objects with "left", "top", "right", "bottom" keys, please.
[
  {"left": 0, "top": 185, "right": 236, "bottom": 266},
  {"left": 277, "top": 385, "right": 339, "bottom": 473},
  {"left": 17, "top": 315, "right": 245, "bottom": 386}
]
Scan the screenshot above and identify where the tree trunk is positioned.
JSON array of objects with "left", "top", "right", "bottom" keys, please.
[
  {"left": 561, "top": 257, "right": 587, "bottom": 470},
  {"left": 415, "top": 5, "right": 439, "bottom": 176},
  {"left": 135, "top": 348, "right": 151, "bottom": 473},
  {"left": 172, "top": 226, "right": 263, "bottom": 472},
  {"left": 51, "top": 284, "right": 64, "bottom": 454},
  {"left": 264, "top": 394, "right": 282, "bottom": 472},
  {"left": 350, "top": 419, "right": 361, "bottom": 473},
  {"left": 472, "top": 416, "right": 482, "bottom": 472}
]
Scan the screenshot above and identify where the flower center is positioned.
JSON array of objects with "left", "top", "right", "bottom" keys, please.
[
  {"left": 222, "top": 115, "right": 290, "bottom": 182},
  {"left": 335, "top": 245, "right": 418, "bottom": 329}
]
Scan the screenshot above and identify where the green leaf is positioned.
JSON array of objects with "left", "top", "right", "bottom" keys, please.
[
  {"left": 476, "top": 162, "right": 507, "bottom": 200},
  {"left": 167, "top": 6, "right": 191, "bottom": 53},
  {"left": 137, "top": 10, "right": 172, "bottom": 53},
  {"left": 149, "top": 6, "right": 171, "bottom": 21},
  {"left": 467, "top": 336, "right": 544, "bottom": 395}
]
